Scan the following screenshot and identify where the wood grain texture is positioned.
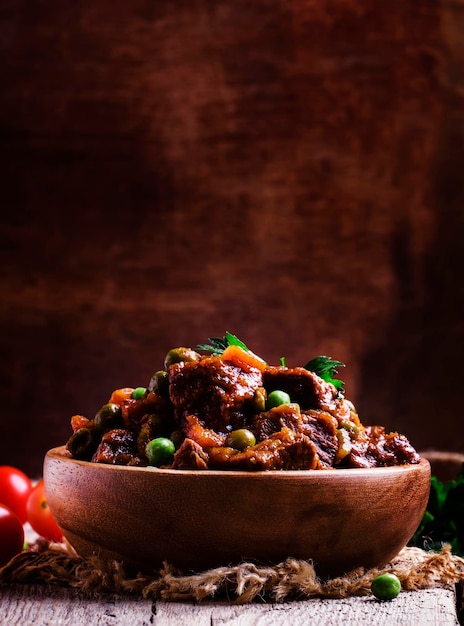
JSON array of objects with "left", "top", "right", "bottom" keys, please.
[
  {"left": 0, "top": 585, "right": 460, "bottom": 625},
  {"left": 1, "top": 0, "right": 463, "bottom": 476},
  {"left": 43, "top": 447, "right": 430, "bottom": 576}
]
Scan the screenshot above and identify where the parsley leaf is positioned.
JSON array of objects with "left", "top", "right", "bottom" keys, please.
[
  {"left": 197, "top": 332, "right": 251, "bottom": 355},
  {"left": 304, "top": 355, "right": 345, "bottom": 392},
  {"left": 409, "top": 465, "right": 464, "bottom": 556},
  {"left": 197, "top": 336, "right": 345, "bottom": 392}
]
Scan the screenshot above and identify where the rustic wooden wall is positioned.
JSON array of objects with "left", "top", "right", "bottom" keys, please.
[{"left": 1, "top": 0, "right": 463, "bottom": 476}]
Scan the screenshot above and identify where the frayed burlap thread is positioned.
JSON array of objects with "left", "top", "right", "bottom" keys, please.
[{"left": 0, "top": 540, "right": 463, "bottom": 603}]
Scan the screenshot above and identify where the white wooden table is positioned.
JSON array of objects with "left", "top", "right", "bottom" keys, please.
[
  {"left": 0, "top": 584, "right": 460, "bottom": 625},
  {"left": 3, "top": 462, "right": 462, "bottom": 626}
]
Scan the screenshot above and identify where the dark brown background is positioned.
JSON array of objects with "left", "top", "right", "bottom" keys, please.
[{"left": 2, "top": 1, "right": 464, "bottom": 477}]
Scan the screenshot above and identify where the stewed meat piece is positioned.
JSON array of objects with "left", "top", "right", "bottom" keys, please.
[
  {"left": 168, "top": 356, "right": 263, "bottom": 433},
  {"left": 92, "top": 429, "right": 143, "bottom": 466},
  {"left": 66, "top": 339, "right": 421, "bottom": 471}
]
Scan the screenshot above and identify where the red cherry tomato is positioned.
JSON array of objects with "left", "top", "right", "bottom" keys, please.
[
  {"left": 26, "top": 480, "right": 63, "bottom": 542},
  {"left": 0, "top": 504, "right": 24, "bottom": 566},
  {"left": 0, "top": 465, "right": 34, "bottom": 524}
]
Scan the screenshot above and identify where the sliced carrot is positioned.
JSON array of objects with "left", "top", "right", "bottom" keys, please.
[
  {"left": 70, "top": 414, "right": 93, "bottom": 432},
  {"left": 108, "top": 387, "right": 134, "bottom": 405},
  {"left": 221, "top": 344, "right": 267, "bottom": 371},
  {"left": 184, "top": 415, "right": 226, "bottom": 448}
]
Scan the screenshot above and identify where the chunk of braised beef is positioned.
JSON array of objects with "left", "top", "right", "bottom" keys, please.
[
  {"left": 168, "top": 357, "right": 263, "bottom": 432},
  {"left": 213, "top": 427, "right": 327, "bottom": 471},
  {"left": 136, "top": 413, "right": 177, "bottom": 459},
  {"left": 171, "top": 437, "right": 209, "bottom": 469},
  {"left": 262, "top": 366, "right": 351, "bottom": 423},
  {"left": 251, "top": 403, "right": 302, "bottom": 441},
  {"left": 92, "top": 429, "right": 143, "bottom": 465},
  {"left": 121, "top": 392, "right": 174, "bottom": 429},
  {"left": 345, "top": 426, "right": 421, "bottom": 468},
  {"left": 251, "top": 405, "right": 338, "bottom": 468},
  {"left": 299, "top": 410, "right": 339, "bottom": 467},
  {"left": 382, "top": 432, "right": 421, "bottom": 464}
]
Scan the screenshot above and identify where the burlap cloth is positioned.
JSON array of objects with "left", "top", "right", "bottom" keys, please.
[{"left": 1, "top": 540, "right": 463, "bottom": 603}]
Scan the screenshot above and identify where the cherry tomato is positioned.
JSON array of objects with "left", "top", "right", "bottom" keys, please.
[
  {"left": 0, "top": 465, "right": 34, "bottom": 524},
  {"left": 0, "top": 504, "right": 24, "bottom": 566},
  {"left": 26, "top": 480, "right": 63, "bottom": 542}
]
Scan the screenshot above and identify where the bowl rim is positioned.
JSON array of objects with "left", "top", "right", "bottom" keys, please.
[{"left": 45, "top": 445, "right": 430, "bottom": 479}]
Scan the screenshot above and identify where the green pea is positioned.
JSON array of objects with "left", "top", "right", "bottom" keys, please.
[
  {"left": 170, "top": 429, "right": 185, "bottom": 450},
  {"left": 164, "top": 347, "right": 200, "bottom": 369},
  {"left": 131, "top": 386, "right": 147, "bottom": 400},
  {"left": 148, "top": 370, "right": 169, "bottom": 397},
  {"left": 266, "top": 389, "right": 291, "bottom": 409},
  {"left": 371, "top": 573, "right": 401, "bottom": 601},
  {"left": 252, "top": 387, "right": 267, "bottom": 412},
  {"left": 66, "top": 428, "right": 98, "bottom": 460},
  {"left": 335, "top": 428, "right": 352, "bottom": 464},
  {"left": 94, "top": 403, "right": 122, "bottom": 431},
  {"left": 225, "top": 429, "right": 256, "bottom": 451},
  {"left": 145, "top": 437, "right": 176, "bottom": 466}
]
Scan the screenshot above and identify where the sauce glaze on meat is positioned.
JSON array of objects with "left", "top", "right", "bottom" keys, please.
[{"left": 65, "top": 344, "right": 420, "bottom": 470}]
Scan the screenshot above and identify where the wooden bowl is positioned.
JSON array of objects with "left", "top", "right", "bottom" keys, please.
[{"left": 44, "top": 446, "right": 430, "bottom": 578}]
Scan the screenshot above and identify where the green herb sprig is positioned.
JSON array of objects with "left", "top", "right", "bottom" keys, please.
[
  {"left": 198, "top": 333, "right": 346, "bottom": 393},
  {"left": 197, "top": 332, "right": 251, "bottom": 355},
  {"left": 409, "top": 466, "right": 464, "bottom": 556},
  {"left": 303, "top": 355, "right": 345, "bottom": 392}
]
